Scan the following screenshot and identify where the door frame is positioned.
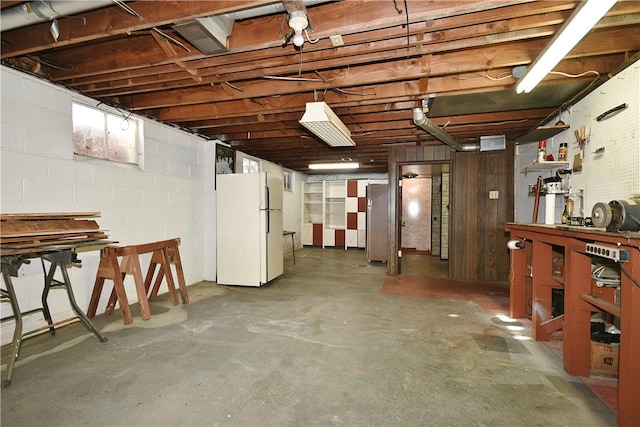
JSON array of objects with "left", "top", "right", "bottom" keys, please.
[{"left": 388, "top": 159, "right": 453, "bottom": 277}]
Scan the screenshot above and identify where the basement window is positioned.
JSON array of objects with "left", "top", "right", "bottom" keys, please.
[
  {"left": 283, "top": 170, "right": 293, "bottom": 192},
  {"left": 242, "top": 157, "right": 259, "bottom": 173},
  {"left": 72, "top": 102, "right": 141, "bottom": 165}
]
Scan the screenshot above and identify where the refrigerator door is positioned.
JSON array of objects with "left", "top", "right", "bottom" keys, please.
[
  {"left": 216, "top": 173, "right": 262, "bottom": 286},
  {"left": 260, "top": 173, "right": 284, "bottom": 283},
  {"left": 263, "top": 209, "right": 283, "bottom": 282}
]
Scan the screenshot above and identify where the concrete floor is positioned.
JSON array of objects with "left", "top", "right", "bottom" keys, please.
[{"left": 1, "top": 247, "right": 616, "bottom": 426}]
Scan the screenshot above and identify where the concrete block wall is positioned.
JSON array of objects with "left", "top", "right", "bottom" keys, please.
[{"left": 1, "top": 66, "right": 213, "bottom": 344}]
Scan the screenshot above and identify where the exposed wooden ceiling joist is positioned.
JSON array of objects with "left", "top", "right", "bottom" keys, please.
[{"left": 2, "top": 0, "right": 638, "bottom": 173}]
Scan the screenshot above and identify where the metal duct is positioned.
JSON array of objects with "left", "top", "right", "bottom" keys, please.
[
  {"left": 412, "top": 108, "right": 478, "bottom": 152},
  {"left": 1, "top": 1, "right": 114, "bottom": 32}
]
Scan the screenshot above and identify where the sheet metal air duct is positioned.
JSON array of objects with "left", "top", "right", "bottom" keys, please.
[
  {"left": 1, "top": 1, "right": 114, "bottom": 32},
  {"left": 412, "top": 108, "right": 478, "bottom": 152},
  {"left": 1, "top": 0, "right": 332, "bottom": 33}
]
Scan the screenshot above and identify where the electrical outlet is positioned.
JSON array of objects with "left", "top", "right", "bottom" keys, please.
[
  {"left": 329, "top": 35, "right": 344, "bottom": 46},
  {"left": 585, "top": 243, "right": 629, "bottom": 262},
  {"left": 489, "top": 191, "right": 499, "bottom": 199}
]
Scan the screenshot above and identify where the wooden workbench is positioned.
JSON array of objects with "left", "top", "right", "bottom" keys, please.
[
  {"left": 505, "top": 223, "right": 639, "bottom": 427},
  {"left": 0, "top": 212, "right": 112, "bottom": 387}
]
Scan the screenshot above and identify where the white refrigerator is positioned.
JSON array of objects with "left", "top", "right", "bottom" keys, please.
[{"left": 216, "top": 172, "right": 284, "bottom": 286}]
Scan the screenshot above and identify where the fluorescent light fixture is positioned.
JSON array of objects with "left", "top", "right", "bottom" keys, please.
[
  {"left": 516, "top": 0, "right": 617, "bottom": 94},
  {"left": 300, "top": 102, "right": 356, "bottom": 147},
  {"left": 308, "top": 162, "right": 360, "bottom": 170}
]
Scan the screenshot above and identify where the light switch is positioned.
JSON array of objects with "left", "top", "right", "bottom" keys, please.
[{"left": 489, "top": 191, "right": 499, "bottom": 199}]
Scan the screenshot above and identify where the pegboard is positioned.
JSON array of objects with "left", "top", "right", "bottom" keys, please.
[{"left": 549, "top": 60, "right": 640, "bottom": 215}]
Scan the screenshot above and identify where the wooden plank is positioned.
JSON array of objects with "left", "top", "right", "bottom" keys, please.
[
  {"left": 0, "top": 239, "right": 114, "bottom": 256},
  {"left": 0, "top": 230, "right": 108, "bottom": 243},
  {"left": 1, "top": 219, "right": 100, "bottom": 235},
  {"left": 2, "top": 234, "right": 108, "bottom": 249},
  {"left": 0, "top": 212, "right": 100, "bottom": 221},
  {"left": 540, "top": 314, "right": 564, "bottom": 335}
]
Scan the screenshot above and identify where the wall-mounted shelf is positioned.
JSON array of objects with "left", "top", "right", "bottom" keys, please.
[
  {"left": 518, "top": 124, "right": 570, "bottom": 143},
  {"left": 521, "top": 161, "right": 570, "bottom": 174}
]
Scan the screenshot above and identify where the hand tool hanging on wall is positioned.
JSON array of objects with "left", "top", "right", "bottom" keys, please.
[{"left": 532, "top": 176, "right": 543, "bottom": 223}]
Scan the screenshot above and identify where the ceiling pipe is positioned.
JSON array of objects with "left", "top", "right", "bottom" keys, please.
[
  {"left": 412, "top": 108, "right": 478, "bottom": 152},
  {"left": 1, "top": 1, "right": 114, "bottom": 32},
  {"left": 1, "top": 0, "right": 333, "bottom": 33}
]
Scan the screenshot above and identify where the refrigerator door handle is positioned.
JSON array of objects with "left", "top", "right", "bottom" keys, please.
[
  {"left": 265, "top": 186, "right": 270, "bottom": 211},
  {"left": 266, "top": 209, "right": 270, "bottom": 234}
]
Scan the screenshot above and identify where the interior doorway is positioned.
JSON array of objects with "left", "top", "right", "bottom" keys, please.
[{"left": 399, "top": 163, "right": 450, "bottom": 278}]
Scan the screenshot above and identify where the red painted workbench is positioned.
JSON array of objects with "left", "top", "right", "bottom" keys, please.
[{"left": 505, "top": 223, "right": 639, "bottom": 427}]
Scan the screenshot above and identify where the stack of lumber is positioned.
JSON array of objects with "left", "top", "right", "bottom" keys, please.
[{"left": 1, "top": 212, "right": 109, "bottom": 256}]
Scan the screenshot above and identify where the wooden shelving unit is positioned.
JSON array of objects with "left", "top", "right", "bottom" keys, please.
[
  {"left": 302, "top": 181, "right": 323, "bottom": 246},
  {"left": 505, "top": 223, "right": 640, "bottom": 427},
  {"left": 302, "top": 180, "right": 371, "bottom": 249}
]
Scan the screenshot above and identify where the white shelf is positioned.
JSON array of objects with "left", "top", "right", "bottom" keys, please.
[
  {"left": 302, "top": 179, "right": 368, "bottom": 249},
  {"left": 521, "top": 161, "right": 569, "bottom": 174}
]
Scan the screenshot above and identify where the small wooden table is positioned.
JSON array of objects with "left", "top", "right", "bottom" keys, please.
[{"left": 283, "top": 231, "right": 296, "bottom": 264}]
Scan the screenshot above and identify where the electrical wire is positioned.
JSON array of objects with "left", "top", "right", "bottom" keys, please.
[
  {"left": 112, "top": 0, "right": 144, "bottom": 20},
  {"left": 404, "top": 0, "right": 409, "bottom": 53},
  {"left": 152, "top": 27, "right": 191, "bottom": 53},
  {"left": 304, "top": 29, "right": 320, "bottom": 44},
  {"left": 618, "top": 246, "right": 640, "bottom": 288},
  {"left": 486, "top": 70, "right": 514, "bottom": 81},
  {"left": 224, "top": 81, "right": 244, "bottom": 92},
  {"left": 264, "top": 67, "right": 351, "bottom": 83},
  {"left": 620, "top": 263, "right": 640, "bottom": 288},
  {"left": 332, "top": 87, "right": 376, "bottom": 96},
  {"left": 115, "top": 107, "right": 133, "bottom": 130},
  {"left": 445, "top": 118, "right": 530, "bottom": 129},
  {"left": 550, "top": 70, "right": 600, "bottom": 79}
]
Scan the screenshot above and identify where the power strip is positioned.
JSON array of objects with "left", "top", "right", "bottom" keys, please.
[{"left": 585, "top": 243, "right": 630, "bottom": 262}]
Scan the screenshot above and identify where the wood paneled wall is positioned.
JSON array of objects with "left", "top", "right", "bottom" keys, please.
[
  {"left": 451, "top": 146, "right": 514, "bottom": 281},
  {"left": 387, "top": 144, "right": 513, "bottom": 281}
]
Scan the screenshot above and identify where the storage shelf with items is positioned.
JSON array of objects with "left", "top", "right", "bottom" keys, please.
[
  {"left": 583, "top": 258, "right": 621, "bottom": 378},
  {"left": 303, "top": 182, "right": 323, "bottom": 223},
  {"left": 324, "top": 181, "right": 347, "bottom": 248},
  {"left": 302, "top": 181, "right": 324, "bottom": 246}
]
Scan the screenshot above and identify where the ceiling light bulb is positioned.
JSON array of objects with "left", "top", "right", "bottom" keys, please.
[
  {"left": 292, "top": 31, "right": 304, "bottom": 47},
  {"left": 288, "top": 11, "right": 308, "bottom": 47}
]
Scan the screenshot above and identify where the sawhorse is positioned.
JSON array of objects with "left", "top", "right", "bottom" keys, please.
[{"left": 87, "top": 238, "right": 188, "bottom": 324}]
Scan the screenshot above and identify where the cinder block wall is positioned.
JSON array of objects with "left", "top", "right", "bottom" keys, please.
[{"left": 1, "top": 66, "right": 213, "bottom": 343}]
